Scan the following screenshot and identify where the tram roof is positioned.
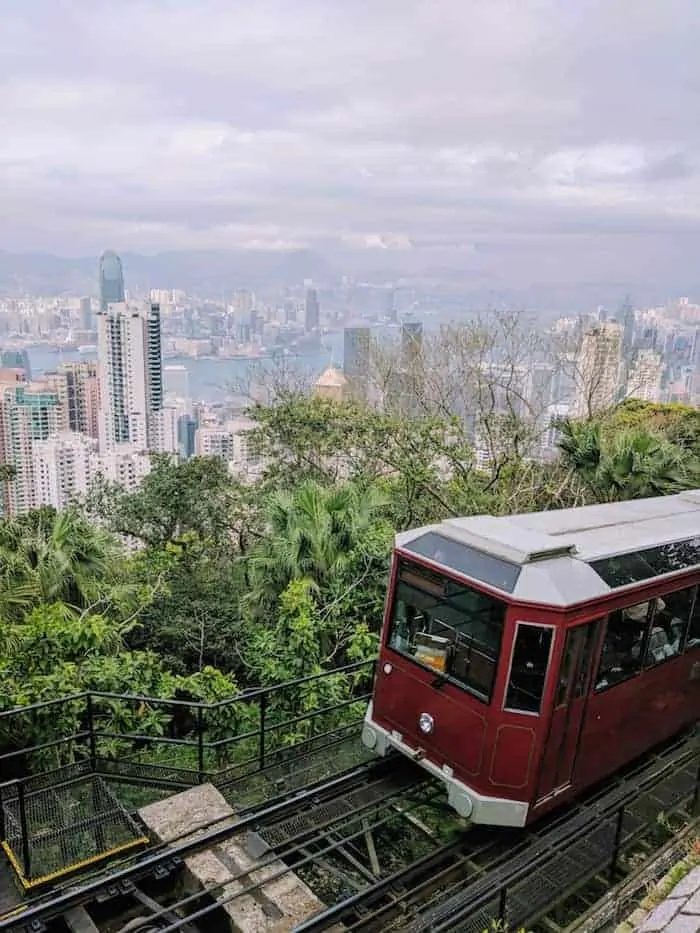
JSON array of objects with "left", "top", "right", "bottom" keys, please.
[{"left": 395, "top": 490, "right": 700, "bottom": 607}]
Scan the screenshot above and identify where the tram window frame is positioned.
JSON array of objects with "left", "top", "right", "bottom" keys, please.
[
  {"left": 595, "top": 599, "right": 655, "bottom": 691},
  {"left": 686, "top": 586, "right": 700, "bottom": 650},
  {"left": 643, "top": 586, "right": 696, "bottom": 667},
  {"left": 504, "top": 622, "right": 555, "bottom": 716},
  {"left": 386, "top": 558, "right": 507, "bottom": 704}
]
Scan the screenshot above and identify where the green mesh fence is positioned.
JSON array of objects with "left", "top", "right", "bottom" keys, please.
[{"left": 1, "top": 775, "right": 148, "bottom": 887}]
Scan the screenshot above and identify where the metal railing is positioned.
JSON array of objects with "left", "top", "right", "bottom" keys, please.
[{"left": 0, "top": 659, "right": 375, "bottom": 885}]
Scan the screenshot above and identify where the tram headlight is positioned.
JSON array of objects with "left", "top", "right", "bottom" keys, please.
[{"left": 418, "top": 712, "right": 435, "bottom": 735}]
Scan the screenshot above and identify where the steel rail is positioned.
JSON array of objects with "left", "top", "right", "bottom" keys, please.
[
  {"left": 103, "top": 785, "right": 457, "bottom": 933},
  {"left": 399, "top": 736, "right": 700, "bottom": 933},
  {"left": 0, "top": 758, "right": 401, "bottom": 931},
  {"left": 292, "top": 732, "right": 699, "bottom": 933}
]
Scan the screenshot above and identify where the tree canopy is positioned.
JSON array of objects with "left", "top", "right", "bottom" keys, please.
[{"left": 0, "top": 379, "right": 697, "bottom": 772}]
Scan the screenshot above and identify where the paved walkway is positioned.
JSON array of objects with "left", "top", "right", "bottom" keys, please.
[{"left": 636, "top": 865, "right": 700, "bottom": 932}]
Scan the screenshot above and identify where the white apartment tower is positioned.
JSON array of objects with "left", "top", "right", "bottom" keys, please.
[
  {"left": 33, "top": 432, "right": 96, "bottom": 510},
  {"left": 627, "top": 349, "right": 663, "bottom": 403},
  {"left": 572, "top": 323, "right": 623, "bottom": 418},
  {"left": 97, "top": 301, "right": 164, "bottom": 452}
]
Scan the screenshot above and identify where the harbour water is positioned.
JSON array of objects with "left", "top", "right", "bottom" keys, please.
[{"left": 27, "top": 334, "right": 346, "bottom": 405}]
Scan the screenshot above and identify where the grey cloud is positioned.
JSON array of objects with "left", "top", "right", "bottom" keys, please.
[{"left": 2, "top": 0, "right": 700, "bottom": 290}]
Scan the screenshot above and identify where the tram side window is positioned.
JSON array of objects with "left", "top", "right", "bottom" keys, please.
[
  {"left": 687, "top": 587, "right": 700, "bottom": 650},
  {"left": 644, "top": 587, "right": 695, "bottom": 666},
  {"left": 505, "top": 624, "right": 553, "bottom": 714},
  {"left": 595, "top": 601, "right": 651, "bottom": 690}
]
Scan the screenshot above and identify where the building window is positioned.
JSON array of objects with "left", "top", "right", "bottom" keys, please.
[{"left": 505, "top": 623, "right": 554, "bottom": 714}]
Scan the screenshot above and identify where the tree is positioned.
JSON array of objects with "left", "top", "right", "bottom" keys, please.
[
  {"left": 0, "top": 506, "right": 118, "bottom": 612},
  {"left": 556, "top": 418, "right": 699, "bottom": 501},
  {"left": 88, "top": 455, "right": 242, "bottom": 550},
  {"left": 245, "top": 479, "right": 391, "bottom": 620}
]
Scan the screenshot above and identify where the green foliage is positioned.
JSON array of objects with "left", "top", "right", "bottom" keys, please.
[
  {"left": 557, "top": 416, "right": 699, "bottom": 501},
  {"left": 1, "top": 387, "right": 697, "bottom": 782},
  {"left": 89, "top": 454, "right": 241, "bottom": 548}
]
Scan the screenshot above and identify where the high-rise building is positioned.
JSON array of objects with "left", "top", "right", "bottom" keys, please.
[
  {"left": 572, "top": 323, "right": 623, "bottom": 417},
  {"left": 384, "top": 287, "right": 397, "bottom": 323},
  {"left": 177, "top": 414, "right": 198, "bottom": 459},
  {"left": 99, "top": 250, "right": 125, "bottom": 312},
  {"left": 194, "top": 417, "right": 260, "bottom": 478},
  {"left": 96, "top": 300, "right": 164, "bottom": 451},
  {"left": 343, "top": 326, "right": 371, "bottom": 397},
  {"left": 305, "top": 289, "right": 320, "bottom": 332},
  {"left": 33, "top": 432, "right": 97, "bottom": 510},
  {"left": 43, "top": 362, "right": 100, "bottom": 439},
  {"left": 0, "top": 382, "right": 62, "bottom": 515},
  {"left": 313, "top": 367, "right": 347, "bottom": 402},
  {"left": 627, "top": 349, "right": 663, "bottom": 402},
  {"left": 0, "top": 349, "right": 31, "bottom": 379},
  {"left": 620, "top": 299, "right": 636, "bottom": 355},
  {"left": 401, "top": 321, "right": 423, "bottom": 366},
  {"left": 97, "top": 447, "right": 151, "bottom": 492}
]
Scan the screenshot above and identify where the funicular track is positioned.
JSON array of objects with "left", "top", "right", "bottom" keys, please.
[
  {"left": 1, "top": 732, "right": 698, "bottom": 933},
  {"left": 0, "top": 756, "right": 426, "bottom": 931},
  {"left": 295, "top": 731, "right": 700, "bottom": 933}
]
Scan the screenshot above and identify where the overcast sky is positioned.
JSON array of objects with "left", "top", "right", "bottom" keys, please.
[{"left": 2, "top": 0, "right": 700, "bottom": 285}]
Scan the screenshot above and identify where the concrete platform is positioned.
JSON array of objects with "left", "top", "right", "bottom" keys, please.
[{"left": 140, "top": 783, "right": 337, "bottom": 933}]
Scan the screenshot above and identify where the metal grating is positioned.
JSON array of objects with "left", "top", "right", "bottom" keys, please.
[
  {"left": 260, "top": 769, "right": 416, "bottom": 850},
  {"left": 1, "top": 775, "right": 148, "bottom": 889}
]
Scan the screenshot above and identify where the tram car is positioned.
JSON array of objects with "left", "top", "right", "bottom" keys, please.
[{"left": 361, "top": 490, "right": 700, "bottom": 827}]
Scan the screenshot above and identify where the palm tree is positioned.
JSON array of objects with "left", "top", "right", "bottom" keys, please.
[
  {"left": 0, "top": 507, "right": 117, "bottom": 610},
  {"left": 557, "top": 419, "right": 698, "bottom": 502},
  {"left": 245, "top": 480, "right": 387, "bottom": 615}
]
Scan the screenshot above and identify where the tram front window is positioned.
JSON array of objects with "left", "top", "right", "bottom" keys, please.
[{"left": 388, "top": 559, "right": 506, "bottom": 703}]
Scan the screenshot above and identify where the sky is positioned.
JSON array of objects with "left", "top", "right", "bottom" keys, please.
[{"left": 2, "top": 0, "right": 700, "bottom": 289}]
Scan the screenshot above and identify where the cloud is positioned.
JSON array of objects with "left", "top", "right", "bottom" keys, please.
[{"left": 1, "top": 0, "right": 700, "bottom": 292}]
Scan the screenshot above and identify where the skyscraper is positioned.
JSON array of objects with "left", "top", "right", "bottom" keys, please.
[
  {"left": 343, "top": 326, "right": 371, "bottom": 400},
  {"left": 99, "top": 250, "right": 125, "bottom": 312},
  {"left": 304, "top": 289, "right": 320, "bottom": 332},
  {"left": 572, "top": 323, "right": 623, "bottom": 417},
  {"left": 0, "top": 382, "right": 62, "bottom": 515},
  {"left": 401, "top": 320, "right": 423, "bottom": 367},
  {"left": 96, "top": 301, "right": 164, "bottom": 451}
]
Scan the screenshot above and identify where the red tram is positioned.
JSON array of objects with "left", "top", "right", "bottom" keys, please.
[{"left": 361, "top": 491, "right": 700, "bottom": 827}]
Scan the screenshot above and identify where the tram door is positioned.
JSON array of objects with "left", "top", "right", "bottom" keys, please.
[{"left": 536, "top": 620, "right": 601, "bottom": 802}]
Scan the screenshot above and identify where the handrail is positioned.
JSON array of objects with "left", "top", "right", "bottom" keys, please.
[{"left": 0, "top": 659, "right": 374, "bottom": 719}]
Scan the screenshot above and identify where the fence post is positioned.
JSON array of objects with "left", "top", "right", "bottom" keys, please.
[
  {"left": 691, "top": 760, "right": 700, "bottom": 817},
  {"left": 609, "top": 805, "right": 625, "bottom": 883},
  {"left": 498, "top": 884, "right": 508, "bottom": 923},
  {"left": 86, "top": 694, "right": 97, "bottom": 773},
  {"left": 17, "top": 781, "right": 31, "bottom": 882},
  {"left": 197, "top": 706, "right": 205, "bottom": 784},
  {"left": 259, "top": 694, "right": 267, "bottom": 771}
]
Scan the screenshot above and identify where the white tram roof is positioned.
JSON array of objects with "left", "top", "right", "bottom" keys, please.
[{"left": 395, "top": 490, "right": 700, "bottom": 608}]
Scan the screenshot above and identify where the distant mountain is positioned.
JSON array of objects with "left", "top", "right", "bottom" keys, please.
[
  {"left": 0, "top": 248, "right": 334, "bottom": 298},
  {"left": 0, "top": 244, "right": 692, "bottom": 313}
]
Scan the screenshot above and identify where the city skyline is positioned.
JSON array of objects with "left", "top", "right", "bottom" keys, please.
[{"left": 2, "top": 2, "right": 700, "bottom": 296}]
